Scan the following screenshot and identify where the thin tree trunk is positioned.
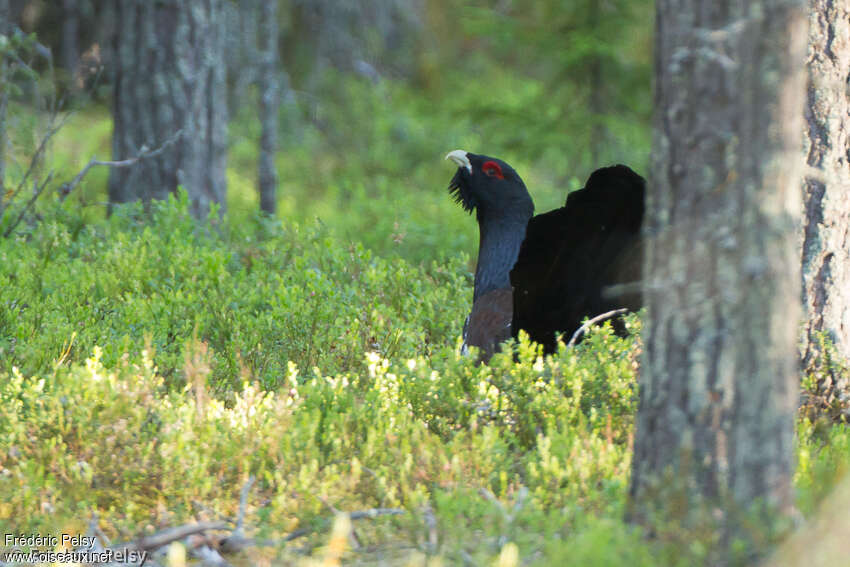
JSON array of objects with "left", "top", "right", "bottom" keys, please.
[
  {"left": 258, "top": 0, "right": 279, "bottom": 215},
  {"left": 629, "top": 1, "right": 808, "bottom": 563},
  {"left": 801, "top": 0, "right": 850, "bottom": 416},
  {"left": 62, "top": 0, "right": 80, "bottom": 89},
  {"left": 109, "top": 0, "right": 227, "bottom": 218},
  {"left": 0, "top": 0, "right": 10, "bottom": 191},
  {"left": 225, "top": 2, "right": 258, "bottom": 113}
]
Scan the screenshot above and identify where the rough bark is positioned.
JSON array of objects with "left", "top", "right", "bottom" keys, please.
[
  {"left": 108, "top": 0, "right": 227, "bottom": 218},
  {"left": 629, "top": 0, "right": 808, "bottom": 562},
  {"left": 258, "top": 0, "right": 279, "bottom": 215},
  {"left": 800, "top": 0, "right": 850, "bottom": 417}
]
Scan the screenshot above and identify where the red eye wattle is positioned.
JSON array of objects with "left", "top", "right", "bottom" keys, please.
[{"left": 481, "top": 161, "right": 504, "bottom": 179}]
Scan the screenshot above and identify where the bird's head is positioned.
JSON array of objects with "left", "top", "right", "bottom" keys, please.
[{"left": 445, "top": 150, "right": 534, "bottom": 221}]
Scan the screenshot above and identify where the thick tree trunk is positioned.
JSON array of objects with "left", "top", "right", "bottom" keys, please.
[
  {"left": 109, "top": 0, "right": 227, "bottom": 218},
  {"left": 629, "top": 0, "right": 807, "bottom": 562},
  {"left": 258, "top": 0, "right": 279, "bottom": 215},
  {"left": 801, "top": 0, "right": 850, "bottom": 416}
]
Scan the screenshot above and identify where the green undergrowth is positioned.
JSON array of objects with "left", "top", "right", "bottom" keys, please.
[
  {"left": 0, "top": 192, "right": 469, "bottom": 389},
  {"left": 1, "top": 199, "right": 849, "bottom": 565},
  {"left": 0, "top": 197, "right": 644, "bottom": 563}
]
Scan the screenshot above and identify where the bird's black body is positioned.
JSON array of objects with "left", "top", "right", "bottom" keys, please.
[
  {"left": 510, "top": 165, "right": 645, "bottom": 352},
  {"left": 445, "top": 150, "right": 644, "bottom": 359}
]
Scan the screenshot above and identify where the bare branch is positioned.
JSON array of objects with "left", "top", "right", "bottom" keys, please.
[
  {"left": 422, "top": 504, "right": 438, "bottom": 554},
  {"left": 478, "top": 488, "right": 506, "bottom": 513},
  {"left": 566, "top": 308, "right": 630, "bottom": 347},
  {"left": 348, "top": 508, "right": 406, "bottom": 520},
  {"left": 5, "top": 116, "right": 69, "bottom": 206},
  {"left": 86, "top": 511, "right": 111, "bottom": 550},
  {"left": 234, "top": 475, "right": 255, "bottom": 534},
  {"left": 3, "top": 171, "right": 53, "bottom": 237},
  {"left": 220, "top": 527, "right": 312, "bottom": 553},
  {"left": 225, "top": 505, "right": 407, "bottom": 553},
  {"left": 216, "top": 475, "right": 257, "bottom": 553},
  {"left": 122, "top": 521, "right": 230, "bottom": 552},
  {"left": 280, "top": 528, "right": 312, "bottom": 543},
  {"left": 191, "top": 545, "right": 232, "bottom": 567},
  {"left": 58, "top": 130, "right": 183, "bottom": 202}
]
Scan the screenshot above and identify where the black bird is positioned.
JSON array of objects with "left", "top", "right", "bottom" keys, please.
[{"left": 446, "top": 150, "right": 645, "bottom": 360}]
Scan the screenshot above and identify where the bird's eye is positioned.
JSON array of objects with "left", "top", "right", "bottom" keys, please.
[{"left": 481, "top": 161, "right": 504, "bottom": 180}]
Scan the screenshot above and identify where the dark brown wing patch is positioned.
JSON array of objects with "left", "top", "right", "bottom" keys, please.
[{"left": 464, "top": 288, "right": 514, "bottom": 362}]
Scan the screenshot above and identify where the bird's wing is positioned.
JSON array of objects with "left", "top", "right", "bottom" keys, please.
[{"left": 510, "top": 165, "right": 645, "bottom": 351}]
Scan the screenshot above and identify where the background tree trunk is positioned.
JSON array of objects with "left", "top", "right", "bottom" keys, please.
[
  {"left": 0, "top": 0, "right": 10, "bottom": 188},
  {"left": 108, "top": 0, "right": 227, "bottom": 218},
  {"left": 629, "top": 0, "right": 808, "bottom": 562},
  {"left": 257, "top": 0, "right": 279, "bottom": 215},
  {"left": 800, "top": 0, "right": 850, "bottom": 417},
  {"left": 61, "top": 0, "right": 79, "bottom": 89},
  {"left": 223, "top": 2, "right": 258, "bottom": 114}
]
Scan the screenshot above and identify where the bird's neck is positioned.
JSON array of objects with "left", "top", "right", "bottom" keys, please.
[{"left": 474, "top": 214, "right": 529, "bottom": 301}]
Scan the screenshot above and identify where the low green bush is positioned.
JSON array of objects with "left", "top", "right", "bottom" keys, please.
[
  {"left": 0, "top": 197, "right": 642, "bottom": 561},
  {"left": 0, "top": 193, "right": 470, "bottom": 390}
]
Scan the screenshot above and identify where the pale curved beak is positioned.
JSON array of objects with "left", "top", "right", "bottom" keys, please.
[{"left": 445, "top": 149, "right": 472, "bottom": 173}]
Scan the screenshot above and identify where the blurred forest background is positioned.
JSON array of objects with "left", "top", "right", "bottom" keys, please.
[{"left": 0, "top": 0, "right": 652, "bottom": 261}]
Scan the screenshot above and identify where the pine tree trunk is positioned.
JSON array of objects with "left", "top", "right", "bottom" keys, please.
[
  {"left": 801, "top": 0, "right": 850, "bottom": 416},
  {"left": 629, "top": 1, "right": 808, "bottom": 562},
  {"left": 258, "top": 0, "right": 279, "bottom": 215},
  {"left": 108, "top": 0, "right": 227, "bottom": 218}
]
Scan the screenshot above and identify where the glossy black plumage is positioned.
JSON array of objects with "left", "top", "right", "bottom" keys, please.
[
  {"left": 446, "top": 151, "right": 644, "bottom": 359},
  {"left": 510, "top": 165, "right": 645, "bottom": 352}
]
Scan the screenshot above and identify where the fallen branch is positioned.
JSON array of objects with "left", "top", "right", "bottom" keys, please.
[
  {"left": 217, "top": 476, "right": 257, "bottom": 554},
  {"left": 234, "top": 475, "right": 255, "bottom": 534},
  {"left": 125, "top": 520, "right": 230, "bottom": 552},
  {"left": 349, "top": 508, "right": 406, "bottom": 520},
  {"left": 220, "top": 530, "right": 307, "bottom": 554},
  {"left": 191, "top": 544, "right": 232, "bottom": 567},
  {"left": 566, "top": 308, "right": 630, "bottom": 348},
  {"left": 82, "top": 495, "right": 406, "bottom": 562},
  {"left": 422, "top": 504, "right": 438, "bottom": 554}
]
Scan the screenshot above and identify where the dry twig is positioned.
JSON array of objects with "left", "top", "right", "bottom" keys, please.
[
  {"left": 422, "top": 504, "right": 438, "bottom": 554},
  {"left": 125, "top": 521, "right": 230, "bottom": 552},
  {"left": 348, "top": 508, "right": 406, "bottom": 520},
  {"left": 2, "top": 171, "right": 53, "bottom": 237},
  {"left": 566, "top": 308, "right": 630, "bottom": 347},
  {"left": 58, "top": 129, "right": 183, "bottom": 201}
]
